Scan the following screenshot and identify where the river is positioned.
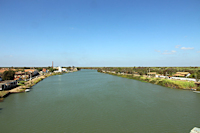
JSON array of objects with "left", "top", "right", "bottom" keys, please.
[{"left": 0, "top": 69, "right": 200, "bottom": 133}]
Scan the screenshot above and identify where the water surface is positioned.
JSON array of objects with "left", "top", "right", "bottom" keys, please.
[{"left": 0, "top": 69, "right": 200, "bottom": 133}]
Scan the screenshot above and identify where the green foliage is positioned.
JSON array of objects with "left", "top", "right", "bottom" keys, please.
[
  {"left": 19, "top": 81, "right": 26, "bottom": 84},
  {"left": 36, "top": 67, "right": 43, "bottom": 71},
  {"left": 196, "top": 72, "right": 200, "bottom": 82},
  {"left": 108, "top": 72, "right": 196, "bottom": 89},
  {"left": 48, "top": 67, "right": 54, "bottom": 72},
  {"left": 2, "top": 70, "right": 15, "bottom": 80},
  {"left": 33, "top": 78, "right": 42, "bottom": 84},
  {"left": 188, "top": 74, "right": 195, "bottom": 78},
  {"left": 97, "top": 67, "right": 200, "bottom": 77},
  {"left": 138, "top": 71, "right": 144, "bottom": 75},
  {"left": 18, "top": 83, "right": 24, "bottom": 86}
]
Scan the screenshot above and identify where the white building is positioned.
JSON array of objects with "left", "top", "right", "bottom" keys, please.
[
  {"left": 54, "top": 66, "right": 63, "bottom": 73},
  {"left": 58, "top": 66, "right": 62, "bottom": 72},
  {"left": 62, "top": 68, "right": 67, "bottom": 72}
]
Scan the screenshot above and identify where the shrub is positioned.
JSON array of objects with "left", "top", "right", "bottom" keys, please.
[
  {"left": 18, "top": 83, "right": 24, "bottom": 86},
  {"left": 2, "top": 70, "right": 15, "bottom": 80}
]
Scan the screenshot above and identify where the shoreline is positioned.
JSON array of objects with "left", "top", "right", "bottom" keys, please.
[
  {"left": 0, "top": 72, "right": 64, "bottom": 101},
  {"left": 100, "top": 72, "right": 199, "bottom": 90}
]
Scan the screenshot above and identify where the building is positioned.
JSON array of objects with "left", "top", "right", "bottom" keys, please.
[
  {"left": 54, "top": 66, "right": 62, "bottom": 73},
  {"left": 0, "top": 80, "right": 17, "bottom": 91},
  {"left": 42, "top": 68, "right": 47, "bottom": 73},
  {"left": 24, "top": 69, "right": 39, "bottom": 76},
  {"left": 173, "top": 72, "right": 190, "bottom": 77},
  {"left": 62, "top": 68, "right": 67, "bottom": 72},
  {"left": 147, "top": 72, "right": 158, "bottom": 77},
  {"left": 14, "top": 71, "right": 30, "bottom": 80},
  {"left": 14, "top": 69, "right": 39, "bottom": 80}
]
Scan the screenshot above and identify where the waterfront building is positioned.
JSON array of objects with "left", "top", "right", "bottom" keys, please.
[
  {"left": 14, "top": 71, "right": 30, "bottom": 80},
  {"left": 54, "top": 66, "right": 62, "bottom": 73},
  {"left": 0, "top": 80, "right": 17, "bottom": 91},
  {"left": 42, "top": 68, "right": 47, "bottom": 73},
  {"left": 173, "top": 72, "right": 191, "bottom": 77},
  {"left": 24, "top": 69, "right": 39, "bottom": 76}
]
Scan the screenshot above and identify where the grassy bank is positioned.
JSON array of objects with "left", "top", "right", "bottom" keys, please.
[
  {"left": 0, "top": 91, "right": 10, "bottom": 98},
  {"left": 106, "top": 73, "right": 197, "bottom": 90}
]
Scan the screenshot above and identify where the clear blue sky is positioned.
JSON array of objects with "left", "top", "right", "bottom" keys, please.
[{"left": 0, "top": 0, "right": 200, "bottom": 67}]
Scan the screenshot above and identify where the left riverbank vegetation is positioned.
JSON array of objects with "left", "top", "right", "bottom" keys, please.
[{"left": 97, "top": 67, "right": 200, "bottom": 91}]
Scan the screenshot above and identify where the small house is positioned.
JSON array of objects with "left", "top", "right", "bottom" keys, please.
[
  {"left": 147, "top": 72, "right": 158, "bottom": 77},
  {"left": 173, "top": 72, "right": 190, "bottom": 77},
  {"left": 0, "top": 80, "right": 17, "bottom": 91},
  {"left": 42, "top": 68, "right": 47, "bottom": 73}
]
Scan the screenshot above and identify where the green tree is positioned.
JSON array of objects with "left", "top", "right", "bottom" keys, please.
[
  {"left": 36, "top": 67, "right": 43, "bottom": 71},
  {"left": 48, "top": 68, "right": 54, "bottom": 72},
  {"left": 2, "top": 70, "right": 15, "bottom": 80},
  {"left": 196, "top": 72, "right": 200, "bottom": 82}
]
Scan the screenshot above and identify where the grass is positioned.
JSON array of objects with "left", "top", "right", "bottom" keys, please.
[
  {"left": 19, "top": 81, "right": 26, "bottom": 84},
  {"left": 0, "top": 91, "right": 9, "bottom": 98},
  {"left": 106, "top": 72, "right": 196, "bottom": 89},
  {"left": 18, "top": 83, "right": 24, "bottom": 86},
  {"left": 33, "top": 78, "right": 42, "bottom": 84}
]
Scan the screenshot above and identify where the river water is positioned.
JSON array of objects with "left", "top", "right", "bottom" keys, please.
[{"left": 0, "top": 69, "right": 200, "bottom": 133}]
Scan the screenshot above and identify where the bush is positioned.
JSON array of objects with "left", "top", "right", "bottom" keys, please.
[{"left": 18, "top": 83, "right": 24, "bottom": 86}]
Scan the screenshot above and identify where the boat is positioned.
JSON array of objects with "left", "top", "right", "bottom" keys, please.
[
  {"left": 25, "top": 89, "right": 30, "bottom": 92},
  {"left": 193, "top": 91, "right": 200, "bottom": 94},
  {"left": 190, "top": 127, "right": 200, "bottom": 133}
]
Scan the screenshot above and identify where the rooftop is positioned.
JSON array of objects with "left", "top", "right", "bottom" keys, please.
[{"left": 0, "top": 80, "right": 16, "bottom": 84}]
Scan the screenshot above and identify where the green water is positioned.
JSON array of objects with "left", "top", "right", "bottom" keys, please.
[{"left": 0, "top": 69, "right": 200, "bottom": 133}]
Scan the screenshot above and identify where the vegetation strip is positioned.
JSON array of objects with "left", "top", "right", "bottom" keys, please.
[{"left": 102, "top": 72, "right": 199, "bottom": 90}]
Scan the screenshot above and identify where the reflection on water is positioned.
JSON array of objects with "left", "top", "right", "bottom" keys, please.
[{"left": 0, "top": 69, "right": 200, "bottom": 133}]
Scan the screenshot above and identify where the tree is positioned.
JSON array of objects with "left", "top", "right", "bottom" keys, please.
[
  {"left": 36, "top": 67, "right": 43, "bottom": 71},
  {"left": 2, "top": 70, "right": 15, "bottom": 80},
  {"left": 196, "top": 72, "right": 200, "bottom": 82},
  {"left": 48, "top": 68, "right": 54, "bottom": 72}
]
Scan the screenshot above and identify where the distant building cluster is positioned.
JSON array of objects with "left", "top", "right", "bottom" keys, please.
[
  {"left": 0, "top": 65, "right": 79, "bottom": 91},
  {"left": 53, "top": 66, "right": 77, "bottom": 73},
  {"left": 0, "top": 68, "right": 40, "bottom": 91}
]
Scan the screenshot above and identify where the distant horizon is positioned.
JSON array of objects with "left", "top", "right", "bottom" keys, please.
[{"left": 0, "top": 65, "right": 200, "bottom": 68}]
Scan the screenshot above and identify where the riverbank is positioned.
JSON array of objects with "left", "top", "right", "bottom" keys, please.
[
  {"left": 0, "top": 72, "right": 64, "bottom": 100},
  {"left": 102, "top": 72, "right": 199, "bottom": 90}
]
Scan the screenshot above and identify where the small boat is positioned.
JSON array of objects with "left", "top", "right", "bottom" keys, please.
[
  {"left": 25, "top": 89, "right": 30, "bottom": 92},
  {"left": 190, "top": 127, "right": 200, "bottom": 133},
  {"left": 193, "top": 91, "right": 200, "bottom": 94}
]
